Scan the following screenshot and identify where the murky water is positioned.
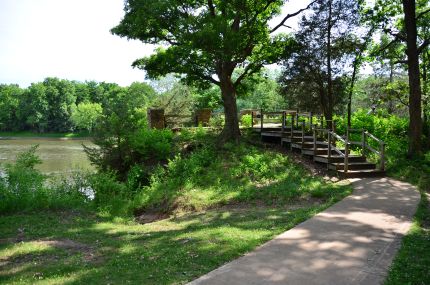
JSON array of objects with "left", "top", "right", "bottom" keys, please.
[{"left": 0, "top": 138, "right": 95, "bottom": 175}]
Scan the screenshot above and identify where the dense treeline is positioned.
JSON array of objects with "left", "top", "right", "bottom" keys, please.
[{"left": 0, "top": 78, "right": 156, "bottom": 133}]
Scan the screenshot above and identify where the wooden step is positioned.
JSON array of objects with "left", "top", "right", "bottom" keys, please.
[
  {"left": 291, "top": 141, "right": 327, "bottom": 149},
  {"left": 314, "top": 155, "right": 366, "bottom": 164},
  {"left": 302, "top": 148, "right": 350, "bottom": 156},
  {"left": 336, "top": 169, "right": 385, "bottom": 178},
  {"left": 329, "top": 162, "right": 376, "bottom": 171},
  {"left": 261, "top": 131, "right": 283, "bottom": 137}
]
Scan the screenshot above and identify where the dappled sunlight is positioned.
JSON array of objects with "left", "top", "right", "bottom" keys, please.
[{"left": 188, "top": 178, "right": 420, "bottom": 285}]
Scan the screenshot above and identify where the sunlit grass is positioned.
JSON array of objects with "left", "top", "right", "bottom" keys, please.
[{"left": 0, "top": 189, "right": 351, "bottom": 285}]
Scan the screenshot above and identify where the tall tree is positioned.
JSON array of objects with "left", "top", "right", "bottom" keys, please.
[
  {"left": 111, "top": 0, "right": 312, "bottom": 142},
  {"left": 403, "top": 0, "right": 423, "bottom": 155},
  {"left": 280, "top": 0, "right": 361, "bottom": 124},
  {"left": 368, "top": 0, "right": 430, "bottom": 156}
]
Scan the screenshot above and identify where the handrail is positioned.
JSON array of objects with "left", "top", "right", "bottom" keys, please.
[{"left": 347, "top": 128, "right": 385, "bottom": 171}]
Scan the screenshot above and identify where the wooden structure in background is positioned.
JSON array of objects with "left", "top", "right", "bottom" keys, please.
[{"left": 253, "top": 109, "right": 385, "bottom": 178}]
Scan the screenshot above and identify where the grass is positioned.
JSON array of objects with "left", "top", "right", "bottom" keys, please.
[
  {"left": 0, "top": 193, "right": 351, "bottom": 285},
  {"left": 0, "top": 131, "right": 90, "bottom": 138},
  {"left": 129, "top": 137, "right": 350, "bottom": 215},
  {"left": 0, "top": 131, "right": 353, "bottom": 284},
  {"left": 384, "top": 153, "right": 430, "bottom": 284}
]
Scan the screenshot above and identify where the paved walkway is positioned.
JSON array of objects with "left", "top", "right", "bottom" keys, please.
[{"left": 189, "top": 178, "right": 420, "bottom": 285}]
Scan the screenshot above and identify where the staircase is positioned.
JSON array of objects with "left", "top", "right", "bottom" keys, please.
[{"left": 253, "top": 110, "right": 386, "bottom": 178}]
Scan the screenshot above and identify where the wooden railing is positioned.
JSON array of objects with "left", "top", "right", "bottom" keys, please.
[
  {"left": 346, "top": 128, "right": 385, "bottom": 171},
  {"left": 313, "top": 128, "right": 350, "bottom": 172}
]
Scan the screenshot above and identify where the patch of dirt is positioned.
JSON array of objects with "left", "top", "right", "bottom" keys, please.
[
  {"left": 36, "top": 239, "right": 91, "bottom": 251},
  {"left": 0, "top": 239, "right": 102, "bottom": 267},
  {"left": 135, "top": 213, "right": 170, "bottom": 224}
]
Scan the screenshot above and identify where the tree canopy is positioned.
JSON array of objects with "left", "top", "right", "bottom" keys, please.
[{"left": 112, "top": 0, "right": 309, "bottom": 142}]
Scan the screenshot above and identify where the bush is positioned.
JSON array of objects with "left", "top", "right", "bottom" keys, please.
[
  {"left": 334, "top": 110, "right": 408, "bottom": 155},
  {"left": 0, "top": 146, "right": 87, "bottom": 213},
  {"left": 241, "top": 114, "right": 253, "bottom": 128},
  {"left": 209, "top": 113, "right": 224, "bottom": 128}
]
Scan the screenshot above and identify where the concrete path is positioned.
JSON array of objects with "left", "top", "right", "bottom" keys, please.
[{"left": 188, "top": 178, "right": 420, "bottom": 285}]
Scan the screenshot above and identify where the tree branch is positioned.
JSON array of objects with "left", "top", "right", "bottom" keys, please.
[
  {"left": 418, "top": 38, "right": 430, "bottom": 54},
  {"left": 375, "top": 37, "right": 401, "bottom": 55},
  {"left": 233, "top": 63, "right": 263, "bottom": 87},
  {"left": 416, "top": 8, "right": 430, "bottom": 20},
  {"left": 200, "top": 73, "right": 220, "bottom": 86},
  {"left": 270, "top": 0, "right": 317, "bottom": 33}
]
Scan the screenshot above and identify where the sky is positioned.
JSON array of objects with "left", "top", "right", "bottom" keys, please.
[{"left": 0, "top": 0, "right": 309, "bottom": 88}]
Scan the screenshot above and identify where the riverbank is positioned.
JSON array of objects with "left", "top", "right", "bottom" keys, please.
[{"left": 0, "top": 131, "right": 91, "bottom": 140}]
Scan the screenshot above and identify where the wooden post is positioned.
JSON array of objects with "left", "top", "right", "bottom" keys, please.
[
  {"left": 320, "top": 115, "right": 324, "bottom": 129},
  {"left": 295, "top": 110, "right": 299, "bottom": 128},
  {"left": 251, "top": 111, "right": 254, "bottom": 128},
  {"left": 328, "top": 132, "right": 332, "bottom": 159},
  {"left": 282, "top": 111, "right": 286, "bottom": 133},
  {"left": 361, "top": 130, "right": 366, "bottom": 156},
  {"left": 313, "top": 128, "right": 317, "bottom": 155},
  {"left": 260, "top": 108, "right": 264, "bottom": 131},
  {"left": 301, "top": 122, "right": 305, "bottom": 145},
  {"left": 309, "top": 112, "right": 313, "bottom": 132},
  {"left": 344, "top": 142, "right": 349, "bottom": 173},
  {"left": 147, "top": 108, "right": 165, "bottom": 129}
]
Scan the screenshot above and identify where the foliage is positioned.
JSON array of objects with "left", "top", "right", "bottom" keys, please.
[
  {"left": 280, "top": 0, "right": 362, "bottom": 118},
  {"left": 240, "top": 114, "right": 253, "bottom": 128},
  {"left": 237, "top": 69, "right": 286, "bottom": 110},
  {"left": 112, "top": 0, "right": 298, "bottom": 141},
  {"left": 132, "top": 139, "right": 351, "bottom": 214},
  {"left": 0, "top": 182, "right": 350, "bottom": 285},
  {"left": 335, "top": 109, "right": 409, "bottom": 155},
  {"left": 71, "top": 102, "right": 103, "bottom": 132},
  {"left": 352, "top": 75, "right": 409, "bottom": 116},
  {"left": 0, "top": 146, "right": 87, "bottom": 213},
  {"left": 85, "top": 83, "right": 157, "bottom": 178},
  {"left": 0, "top": 84, "right": 22, "bottom": 131},
  {"left": 384, "top": 151, "right": 430, "bottom": 285}
]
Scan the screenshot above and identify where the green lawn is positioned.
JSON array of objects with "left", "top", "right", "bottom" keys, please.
[
  {"left": 0, "top": 132, "right": 353, "bottom": 284},
  {"left": 384, "top": 154, "right": 430, "bottom": 285},
  {"left": 0, "top": 131, "right": 90, "bottom": 139},
  {"left": 0, "top": 191, "right": 351, "bottom": 285}
]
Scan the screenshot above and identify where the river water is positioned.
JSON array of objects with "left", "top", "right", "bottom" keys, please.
[{"left": 0, "top": 138, "right": 95, "bottom": 175}]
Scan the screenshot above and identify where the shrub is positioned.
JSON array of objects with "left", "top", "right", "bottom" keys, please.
[
  {"left": 241, "top": 114, "right": 253, "bottom": 128},
  {"left": 0, "top": 146, "right": 87, "bottom": 213}
]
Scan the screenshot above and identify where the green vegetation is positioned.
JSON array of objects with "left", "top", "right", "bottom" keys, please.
[
  {"left": 383, "top": 147, "right": 430, "bottom": 284},
  {"left": 0, "top": 146, "right": 88, "bottom": 214},
  {"left": 0, "top": 197, "right": 350, "bottom": 285},
  {"left": 0, "top": 132, "right": 352, "bottom": 284}
]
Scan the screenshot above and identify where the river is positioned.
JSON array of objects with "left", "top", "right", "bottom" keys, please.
[{"left": 0, "top": 138, "right": 95, "bottom": 175}]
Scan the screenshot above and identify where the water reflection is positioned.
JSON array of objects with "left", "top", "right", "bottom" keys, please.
[{"left": 0, "top": 138, "right": 95, "bottom": 175}]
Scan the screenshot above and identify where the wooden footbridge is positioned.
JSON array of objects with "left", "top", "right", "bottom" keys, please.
[{"left": 251, "top": 110, "right": 386, "bottom": 178}]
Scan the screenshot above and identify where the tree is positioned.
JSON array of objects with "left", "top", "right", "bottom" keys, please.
[
  {"left": 280, "top": 0, "right": 361, "bottom": 123},
  {"left": 17, "top": 83, "right": 49, "bottom": 132},
  {"left": 112, "top": 0, "right": 310, "bottom": 142},
  {"left": 43, "top": 78, "right": 77, "bottom": 132},
  {"left": 367, "top": 0, "right": 430, "bottom": 156},
  {"left": 85, "top": 82, "right": 156, "bottom": 177},
  {"left": 0, "top": 84, "right": 22, "bottom": 131},
  {"left": 71, "top": 102, "right": 103, "bottom": 132}
]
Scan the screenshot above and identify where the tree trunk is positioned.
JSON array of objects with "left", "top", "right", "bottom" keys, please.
[
  {"left": 326, "top": 0, "right": 334, "bottom": 129},
  {"left": 403, "top": 0, "right": 423, "bottom": 157},
  {"left": 347, "top": 61, "right": 358, "bottom": 128},
  {"left": 387, "top": 63, "right": 395, "bottom": 114},
  {"left": 423, "top": 50, "right": 429, "bottom": 148},
  {"left": 219, "top": 74, "right": 241, "bottom": 143}
]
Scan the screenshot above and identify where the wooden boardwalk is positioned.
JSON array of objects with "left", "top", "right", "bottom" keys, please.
[{"left": 252, "top": 110, "right": 385, "bottom": 178}]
